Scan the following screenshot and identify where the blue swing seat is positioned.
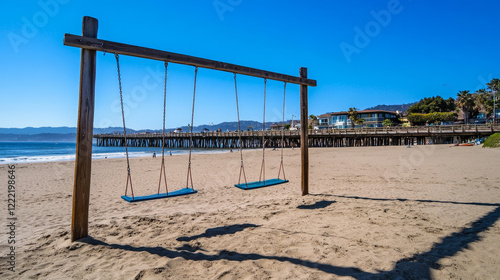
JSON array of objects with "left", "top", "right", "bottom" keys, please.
[
  {"left": 234, "top": 178, "right": 288, "bottom": 190},
  {"left": 121, "top": 188, "right": 197, "bottom": 202}
]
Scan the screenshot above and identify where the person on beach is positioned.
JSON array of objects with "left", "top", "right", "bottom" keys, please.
[
  {"left": 169, "top": 151, "right": 172, "bottom": 156},
  {"left": 153, "top": 151, "right": 156, "bottom": 158}
]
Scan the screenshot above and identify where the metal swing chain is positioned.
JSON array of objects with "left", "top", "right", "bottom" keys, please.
[
  {"left": 115, "top": 53, "right": 134, "bottom": 198},
  {"left": 186, "top": 66, "right": 198, "bottom": 190},
  {"left": 158, "top": 61, "right": 169, "bottom": 194},
  {"left": 234, "top": 73, "right": 247, "bottom": 186},
  {"left": 259, "top": 78, "right": 267, "bottom": 183},
  {"left": 279, "top": 82, "right": 287, "bottom": 180},
  {"left": 162, "top": 62, "right": 168, "bottom": 158}
]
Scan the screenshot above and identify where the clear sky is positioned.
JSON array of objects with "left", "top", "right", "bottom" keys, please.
[{"left": 1, "top": 0, "right": 499, "bottom": 130}]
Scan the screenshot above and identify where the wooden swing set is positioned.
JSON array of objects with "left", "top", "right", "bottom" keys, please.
[{"left": 66, "top": 17, "right": 317, "bottom": 242}]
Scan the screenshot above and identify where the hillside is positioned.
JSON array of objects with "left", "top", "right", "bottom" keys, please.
[
  {"left": 0, "top": 133, "right": 77, "bottom": 142},
  {"left": 0, "top": 127, "right": 77, "bottom": 135},
  {"left": 0, "top": 120, "right": 286, "bottom": 142},
  {"left": 364, "top": 103, "right": 416, "bottom": 113},
  {"left": 174, "top": 121, "right": 280, "bottom": 133}
]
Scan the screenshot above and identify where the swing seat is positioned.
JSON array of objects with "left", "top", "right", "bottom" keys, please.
[
  {"left": 121, "top": 188, "right": 197, "bottom": 202},
  {"left": 234, "top": 178, "right": 288, "bottom": 190}
]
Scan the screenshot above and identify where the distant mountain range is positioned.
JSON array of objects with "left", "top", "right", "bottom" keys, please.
[
  {"left": 0, "top": 121, "right": 286, "bottom": 142},
  {"left": 0, "top": 133, "right": 77, "bottom": 142},
  {"left": 0, "top": 127, "right": 77, "bottom": 135},
  {"left": 171, "top": 121, "right": 283, "bottom": 133},
  {"left": 364, "top": 103, "right": 416, "bottom": 113},
  {"left": 0, "top": 103, "right": 416, "bottom": 142}
]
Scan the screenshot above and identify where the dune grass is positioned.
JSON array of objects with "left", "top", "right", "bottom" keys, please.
[{"left": 483, "top": 133, "right": 500, "bottom": 148}]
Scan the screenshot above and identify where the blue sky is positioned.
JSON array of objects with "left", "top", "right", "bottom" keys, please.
[{"left": 1, "top": 0, "right": 499, "bottom": 130}]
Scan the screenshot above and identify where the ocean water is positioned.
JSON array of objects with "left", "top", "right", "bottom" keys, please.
[{"left": 0, "top": 142, "right": 226, "bottom": 165}]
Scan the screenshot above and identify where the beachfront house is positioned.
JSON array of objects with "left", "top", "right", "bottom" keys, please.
[
  {"left": 270, "top": 124, "right": 285, "bottom": 131},
  {"left": 318, "top": 114, "right": 331, "bottom": 128},
  {"left": 457, "top": 109, "right": 500, "bottom": 124},
  {"left": 317, "top": 110, "right": 399, "bottom": 129}
]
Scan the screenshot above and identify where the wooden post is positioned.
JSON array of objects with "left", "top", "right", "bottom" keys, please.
[
  {"left": 300, "top": 67, "right": 309, "bottom": 195},
  {"left": 71, "top": 16, "right": 98, "bottom": 242}
]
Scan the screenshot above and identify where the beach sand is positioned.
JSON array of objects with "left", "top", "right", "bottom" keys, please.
[{"left": 1, "top": 145, "right": 499, "bottom": 279}]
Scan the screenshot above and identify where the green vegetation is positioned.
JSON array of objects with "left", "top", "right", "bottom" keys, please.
[
  {"left": 347, "top": 107, "right": 357, "bottom": 128},
  {"left": 382, "top": 119, "right": 392, "bottom": 127},
  {"left": 487, "top": 79, "right": 500, "bottom": 91},
  {"left": 405, "top": 78, "right": 500, "bottom": 125},
  {"left": 456, "top": 90, "right": 478, "bottom": 123},
  {"left": 348, "top": 107, "right": 364, "bottom": 127},
  {"left": 455, "top": 78, "right": 500, "bottom": 123},
  {"left": 364, "top": 103, "right": 416, "bottom": 112},
  {"left": 355, "top": 118, "right": 364, "bottom": 126},
  {"left": 407, "top": 112, "right": 458, "bottom": 125},
  {"left": 284, "top": 124, "right": 291, "bottom": 130},
  {"left": 406, "top": 96, "right": 456, "bottom": 114},
  {"left": 308, "top": 114, "right": 317, "bottom": 129},
  {"left": 407, "top": 96, "right": 457, "bottom": 125},
  {"left": 483, "top": 133, "right": 500, "bottom": 148},
  {"left": 483, "top": 79, "right": 500, "bottom": 117}
]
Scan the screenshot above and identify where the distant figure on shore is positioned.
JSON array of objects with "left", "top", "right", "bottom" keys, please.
[
  {"left": 153, "top": 151, "right": 156, "bottom": 158},
  {"left": 169, "top": 151, "right": 172, "bottom": 156},
  {"left": 230, "top": 149, "right": 233, "bottom": 153}
]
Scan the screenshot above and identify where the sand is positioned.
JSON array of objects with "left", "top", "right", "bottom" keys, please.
[{"left": 1, "top": 145, "right": 499, "bottom": 279}]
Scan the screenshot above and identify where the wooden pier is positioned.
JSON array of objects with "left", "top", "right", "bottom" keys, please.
[{"left": 94, "top": 124, "right": 500, "bottom": 148}]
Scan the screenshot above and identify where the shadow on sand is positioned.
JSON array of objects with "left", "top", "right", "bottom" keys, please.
[
  {"left": 176, "top": 223, "right": 259, "bottom": 242},
  {"left": 311, "top": 194, "right": 500, "bottom": 207},
  {"left": 81, "top": 201, "right": 500, "bottom": 279},
  {"left": 297, "top": 200, "right": 336, "bottom": 210}
]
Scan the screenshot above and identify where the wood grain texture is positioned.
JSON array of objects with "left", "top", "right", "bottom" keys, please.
[
  {"left": 71, "top": 16, "right": 98, "bottom": 242},
  {"left": 64, "top": 34, "right": 317, "bottom": 87},
  {"left": 300, "top": 67, "right": 309, "bottom": 196}
]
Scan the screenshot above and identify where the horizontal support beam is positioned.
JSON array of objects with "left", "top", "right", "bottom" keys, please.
[{"left": 64, "top": 34, "right": 317, "bottom": 87}]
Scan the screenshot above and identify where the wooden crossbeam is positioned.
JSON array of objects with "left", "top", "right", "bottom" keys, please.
[{"left": 63, "top": 34, "right": 317, "bottom": 87}]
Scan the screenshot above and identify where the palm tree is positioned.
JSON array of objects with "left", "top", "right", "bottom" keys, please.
[
  {"left": 456, "top": 90, "right": 475, "bottom": 124},
  {"left": 308, "top": 114, "right": 317, "bottom": 129},
  {"left": 475, "top": 89, "right": 492, "bottom": 118},
  {"left": 347, "top": 107, "right": 358, "bottom": 128},
  {"left": 355, "top": 118, "right": 364, "bottom": 127},
  {"left": 486, "top": 78, "right": 500, "bottom": 92},
  {"left": 487, "top": 78, "right": 500, "bottom": 123}
]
